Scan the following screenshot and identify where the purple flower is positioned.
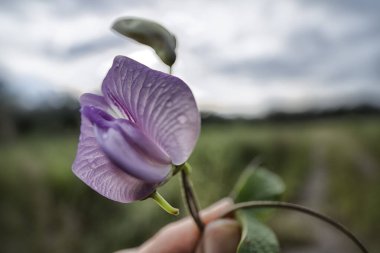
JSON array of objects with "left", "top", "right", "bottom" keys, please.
[{"left": 72, "top": 56, "right": 200, "bottom": 203}]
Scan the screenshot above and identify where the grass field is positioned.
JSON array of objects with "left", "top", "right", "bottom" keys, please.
[{"left": 0, "top": 116, "right": 379, "bottom": 252}]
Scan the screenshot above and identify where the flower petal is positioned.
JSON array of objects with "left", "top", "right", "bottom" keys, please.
[
  {"left": 80, "top": 93, "right": 109, "bottom": 110},
  {"left": 72, "top": 93, "right": 156, "bottom": 203},
  {"left": 101, "top": 56, "right": 201, "bottom": 165},
  {"left": 83, "top": 105, "right": 172, "bottom": 184}
]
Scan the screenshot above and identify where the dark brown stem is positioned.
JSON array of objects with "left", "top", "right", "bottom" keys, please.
[
  {"left": 220, "top": 201, "right": 368, "bottom": 253},
  {"left": 181, "top": 170, "right": 205, "bottom": 232}
]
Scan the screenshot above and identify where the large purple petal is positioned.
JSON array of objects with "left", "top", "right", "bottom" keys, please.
[
  {"left": 101, "top": 56, "right": 201, "bottom": 165},
  {"left": 72, "top": 93, "right": 156, "bottom": 203}
]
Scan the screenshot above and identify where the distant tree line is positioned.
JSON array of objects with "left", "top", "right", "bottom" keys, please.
[
  {"left": 202, "top": 105, "right": 380, "bottom": 125},
  {"left": 1, "top": 79, "right": 379, "bottom": 138},
  {"left": 0, "top": 80, "right": 80, "bottom": 139}
]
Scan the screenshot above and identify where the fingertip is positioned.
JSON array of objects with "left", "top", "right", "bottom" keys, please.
[
  {"left": 201, "top": 198, "right": 234, "bottom": 223},
  {"left": 202, "top": 219, "right": 241, "bottom": 253}
]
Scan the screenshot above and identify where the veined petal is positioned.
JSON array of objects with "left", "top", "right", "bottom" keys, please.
[
  {"left": 101, "top": 56, "right": 200, "bottom": 165},
  {"left": 80, "top": 93, "right": 109, "bottom": 110},
  {"left": 83, "top": 105, "right": 172, "bottom": 184},
  {"left": 72, "top": 94, "right": 156, "bottom": 203}
]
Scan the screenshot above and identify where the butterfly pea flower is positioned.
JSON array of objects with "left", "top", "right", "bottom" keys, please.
[{"left": 72, "top": 56, "right": 200, "bottom": 203}]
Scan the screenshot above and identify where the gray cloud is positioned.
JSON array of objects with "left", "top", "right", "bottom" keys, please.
[
  {"left": 0, "top": 0, "right": 155, "bottom": 16},
  {"left": 1, "top": 0, "right": 379, "bottom": 116},
  {"left": 214, "top": 7, "right": 380, "bottom": 87},
  {"left": 304, "top": 0, "right": 380, "bottom": 18},
  {"left": 44, "top": 36, "right": 126, "bottom": 59}
]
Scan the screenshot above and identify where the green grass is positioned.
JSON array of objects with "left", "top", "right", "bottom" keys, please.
[{"left": 0, "top": 116, "right": 379, "bottom": 252}]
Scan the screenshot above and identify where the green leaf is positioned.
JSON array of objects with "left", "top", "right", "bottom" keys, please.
[
  {"left": 237, "top": 210, "right": 280, "bottom": 253},
  {"left": 231, "top": 167, "right": 285, "bottom": 204},
  {"left": 112, "top": 17, "right": 177, "bottom": 67},
  {"left": 231, "top": 166, "right": 285, "bottom": 252}
]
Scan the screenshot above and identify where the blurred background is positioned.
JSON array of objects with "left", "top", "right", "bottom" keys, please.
[{"left": 0, "top": 0, "right": 379, "bottom": 252}]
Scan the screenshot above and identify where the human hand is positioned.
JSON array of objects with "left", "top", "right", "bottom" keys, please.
[{"left": 115, "top": 198, "right": 241, "bottom": 253}]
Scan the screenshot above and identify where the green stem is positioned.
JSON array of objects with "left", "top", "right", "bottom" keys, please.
[
  {"left": 180, "top": 163, "right": 205, "bottom": 232},
  {"left": 150, "top": 191, "right": 179, "bottom": 216},
  {"left": 221, "top": 201, "right": 368, "bottom": 253}
]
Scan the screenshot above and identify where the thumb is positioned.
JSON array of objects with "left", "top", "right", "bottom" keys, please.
[{"left": 196, "top": 219, "right": 241, "bottom": 253}]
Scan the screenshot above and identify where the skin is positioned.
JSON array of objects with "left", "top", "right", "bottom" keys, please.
[{"left": 115, "top": 198, "right": 241, "bottom": 253}]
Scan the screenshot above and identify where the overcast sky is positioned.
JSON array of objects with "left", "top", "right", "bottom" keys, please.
[{"left": 1, "top": 0, "right": 379, "bottom": 116}]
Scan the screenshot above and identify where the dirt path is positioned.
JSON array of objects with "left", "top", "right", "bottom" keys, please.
[{"left": 286, "top": 144, "right": 357, "bottom": 253}]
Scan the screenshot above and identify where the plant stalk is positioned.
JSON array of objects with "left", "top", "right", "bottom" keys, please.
[
  {"left": 180, "top": 168, "right": 205, "bottom": 232},
  {"left": 221, "top": 200, "right": 368, "bottom": 253}
]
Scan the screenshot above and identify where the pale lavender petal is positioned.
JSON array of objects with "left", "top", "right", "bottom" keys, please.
[
  {"left": 80, "top": 93, "right": 109, "bottom": 110},
  {"left": 83, "top": 105, "right": 172, "bottom": 184},
  {"left": 101, "top": 56, "right": 200, "bottom": 165},
  {"left": 72, "top": 94, "right": 156, "bottom": 203}
]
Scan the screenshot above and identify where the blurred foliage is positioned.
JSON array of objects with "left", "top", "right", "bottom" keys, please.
[{"left": 0, "top": 116, "right": 379, "bottom": 252}]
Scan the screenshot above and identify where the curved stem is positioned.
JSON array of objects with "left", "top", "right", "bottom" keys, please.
[
  {"left": 220, "top": 201, "right": 368, "bottom": 253},
  {"left": 180, "top": 168, "right": 205, "bottom": 232}
]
